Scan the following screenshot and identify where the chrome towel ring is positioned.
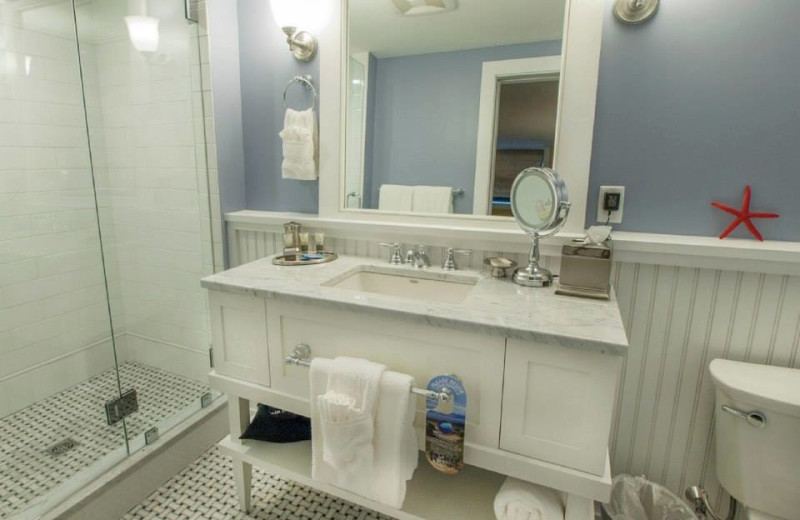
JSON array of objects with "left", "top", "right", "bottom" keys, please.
[{"left": 283, "top": 74, "right": 317, "bottom": 111}]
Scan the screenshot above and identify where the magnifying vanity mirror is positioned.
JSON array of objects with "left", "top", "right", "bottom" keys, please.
[
  {"left": 510, "top": 167, "right": 570, "bottom": 287},
  {"left": 341, "top": 0, "right": 565, "bottom": 217}
]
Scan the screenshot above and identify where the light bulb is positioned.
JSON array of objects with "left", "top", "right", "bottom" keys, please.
[
  {"left": 270, "top": 0, "right": 330, "bottom": 33},
  {"left": 125, "top": 15, "right": 159, "bottom": 53}
]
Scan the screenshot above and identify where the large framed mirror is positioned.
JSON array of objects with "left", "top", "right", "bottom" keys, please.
[
  {"left": 318, "top": 0, "right": 603, "bottom": 235},
  {"left": 341, "top": 0, "right": 565, "bottom": 218}
]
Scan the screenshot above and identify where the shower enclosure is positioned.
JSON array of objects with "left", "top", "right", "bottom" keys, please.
[{"left": 0, "top": 0, "right": 220, "bottom": 517}]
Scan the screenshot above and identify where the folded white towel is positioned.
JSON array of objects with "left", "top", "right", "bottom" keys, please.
[
  {"left": 493, "top": 477, "right": 564, "bottom": 520},
  {"left": 310, "top": 357, "right": 418, "bottom": 508},
  {"left": 412, "top": 185, "right": 453, "bottom": 214},
  {"left": 378, "top": 184, "right": 414, "bottom": 212},
  {"left": 372, "top": 370, "right": 418, "bottom": 508},
  {"left": 280, "top": 108, "right": 317, "bottom": 180},
  {"left": 311, "top": 357, "right": 386, "bottom": 498}
]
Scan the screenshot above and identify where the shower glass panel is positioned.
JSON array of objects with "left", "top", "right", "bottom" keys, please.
[
  {"left": 72, "top": 0, "right": 219, "bottom": 449},
  {"left": 0, "top": 0, "right": 218, "bottom": 517},
  {"left": 0, "top": 0, "right": 126, "bottom": 518}
]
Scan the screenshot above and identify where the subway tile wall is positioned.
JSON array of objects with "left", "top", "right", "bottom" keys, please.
[{"left": 0, "top": 1, "right": 222, "bottom": 416}]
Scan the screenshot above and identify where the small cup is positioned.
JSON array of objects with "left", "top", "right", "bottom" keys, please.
[
  {"left": 314, "top": 232, "right": 325, "bottom": 253},
  {"left": 299, "top": 232, "right": 309, "bottom": 252}
]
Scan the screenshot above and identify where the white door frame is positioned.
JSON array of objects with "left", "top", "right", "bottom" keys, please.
[{"left": 471, "top": 56, "right": 562, "bottom": 215}]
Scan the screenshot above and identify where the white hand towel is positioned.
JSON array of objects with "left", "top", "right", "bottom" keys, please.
[
  {"left": 310, "top": 358, "right": 418, "bottom": 509},
  {"left": 280, "top": 108, "right": 317, "bottom": 180},
  {"left": 493, "top": 477, "right": 564, "bottom": 520},
  {"left": 378, "top": 184, "right": 414, "bottom": 212},
  {"left": 412, "top": 186, "right": 453, "bottom": 214},
  {"left": 372, "top": 370, "right": 419, "bottom": 508},
  {"left": 311, "top": 357, "right": 385, "bottom": 498}
]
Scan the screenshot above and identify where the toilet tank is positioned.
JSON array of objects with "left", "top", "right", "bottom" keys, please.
[{"left": 709, "top": 359, "right": 800, "bottom": 520}]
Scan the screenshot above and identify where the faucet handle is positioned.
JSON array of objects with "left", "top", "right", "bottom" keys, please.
[
  {"left": 442, "top": 248, "right": 472, "bottom": 271},
  {"left": 379, "top": 242, "right": 403, "bottom": 265}
]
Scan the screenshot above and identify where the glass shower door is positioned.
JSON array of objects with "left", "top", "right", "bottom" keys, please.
[
  {"left": 72, "top": 0, "right": 219, "bottom": 451},
  {"left": 0, "top": 0, "right": 126, "bottom": 517}
]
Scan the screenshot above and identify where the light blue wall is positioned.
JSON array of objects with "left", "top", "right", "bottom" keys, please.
[
  {"left": 363, "top": 41, "right": 562, "bottom": 213},
  {"left": 587, "top": 0, "right": 800, "bottom": 241},
  {"left": 237, "top": 0, "right": 320, "bottom": 213}
]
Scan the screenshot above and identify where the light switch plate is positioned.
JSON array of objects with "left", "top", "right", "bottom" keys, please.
[{"left": 597, "top": 186, "right": 625, "bottom": 224}]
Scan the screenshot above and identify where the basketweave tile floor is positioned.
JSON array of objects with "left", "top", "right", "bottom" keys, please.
[
  {"left": 122, "top": 446, "right": 394, "bottom": 520},
  {"left": 0, "top": 362, "right": 210, "bottom": 519}
]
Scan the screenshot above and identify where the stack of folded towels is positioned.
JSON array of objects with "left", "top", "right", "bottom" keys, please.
[
  {"left": 493, "top": 477, "right": 565, "bottom": 520},
  {"left": 310, "top": 357, "right": 418, "bottom": 508}
]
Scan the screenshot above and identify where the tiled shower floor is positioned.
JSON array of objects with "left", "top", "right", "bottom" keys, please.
[
  {"left": 123, "top": 446, "right": 391, "bottom": 520},
  {"left": 0, "top": 362, "right": 210, "bottom": 519}
]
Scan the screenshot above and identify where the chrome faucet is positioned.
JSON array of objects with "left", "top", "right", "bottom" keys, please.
[
  {"left": 442, "top": 247, "right": 472, "bottom": 271},
  {"left": 406, "top": 244, "right": 431, "bottom": 269},
  {"left": 379, "top": 242, "right": 403, "bottom": 265}
]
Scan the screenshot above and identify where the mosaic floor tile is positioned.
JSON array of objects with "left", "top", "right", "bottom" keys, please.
[
  {"left": 122, "top": 446, "right": 394, "bottom": 520},
  {"left": 0, "top": 363, "right": 210, "bottom": 519}
]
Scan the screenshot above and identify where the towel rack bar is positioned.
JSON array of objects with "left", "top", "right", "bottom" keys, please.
[
  {"left": 284, "top": 344, "right": 452, "bottom": 403},
  {"left": 452, "top": 188, "right": 465, "bottom": 196}
]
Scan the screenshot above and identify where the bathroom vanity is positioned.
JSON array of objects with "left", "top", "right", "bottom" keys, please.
[{"left": 204, "top": 255, "right": 628, "bottom": 520}]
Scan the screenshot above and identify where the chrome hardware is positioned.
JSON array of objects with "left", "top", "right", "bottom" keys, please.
[
  {"left": 284, "top": 343, "right": 452, "bottom": 403},
  {"left": 406, "top": 244, "right": 430, "bottom": 269},
  {"left": 346, "top": 191, "right": 362, "bottom": 208},
  {"left": 285, "top": 343, "right": 311, "bottom": 366},
  {"left": 442, "top": 248, "right": 471, "bottom": 271},
  {"left": 144, "top": 427, "right": 159, "bottom": 446},
  {"left": 379, "top": 242, "right": 404, "bottom": 265},
  {"left": 721, "top": 405, "right": 766, "bottom": 428},
  {"left": 283, "top": 75, "right": 317, "bottom": 110},
  {"left": 484, "top": 257, "right": 517, "bottom": 278},
  {"left": 685, "top": 485, "right": 737, "bottom": 520}
]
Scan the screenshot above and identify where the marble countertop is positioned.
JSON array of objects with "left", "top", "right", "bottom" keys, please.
[{"left": 201, "top": 255, "right": 629, "bottom": 355}]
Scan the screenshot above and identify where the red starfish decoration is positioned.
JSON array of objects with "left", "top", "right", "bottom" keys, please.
[{"left": 711, "top": 186, "right": 779, "bottom": 241}]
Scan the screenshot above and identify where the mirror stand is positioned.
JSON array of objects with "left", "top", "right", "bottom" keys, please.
[{"left": 513, "top": 233, "right": 554, "bottom": 287}]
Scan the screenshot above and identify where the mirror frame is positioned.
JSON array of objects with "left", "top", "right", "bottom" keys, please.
[{"left": 318, "top": 0, "right": 603, "bottom": 236}]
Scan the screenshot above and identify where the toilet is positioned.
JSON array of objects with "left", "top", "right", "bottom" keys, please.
[{"left": 710, "top": 359, "right": 800, "bottom": 520}]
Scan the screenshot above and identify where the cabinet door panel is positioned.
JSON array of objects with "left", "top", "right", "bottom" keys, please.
[
  {"left": 500, "top": 339, "right": 620, "bottom": 475},
  {"left": 209, "top": 291, "right": 270, "bottom": 386},
  {"left": 267, "top": 302, "right": 505, "bottom": 449}
]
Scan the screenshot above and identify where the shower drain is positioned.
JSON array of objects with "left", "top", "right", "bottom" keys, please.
[{"left": 45, "top": 438, "right": 79, "bottom": 456}]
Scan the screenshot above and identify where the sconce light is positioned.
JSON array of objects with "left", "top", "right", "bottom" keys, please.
[
  {"left": 125, "top": 0, "right": 159, "bottom": 53},
  {"left": 270, "top": 0, "right": 318, "bottom": 62},
  {"left": 613, "top": 0, "right": 659, "bottom": 24}
]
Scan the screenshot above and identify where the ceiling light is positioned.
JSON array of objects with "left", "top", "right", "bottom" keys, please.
[{"left": 390, "top": 0, "right": 457, "bottom": 17}]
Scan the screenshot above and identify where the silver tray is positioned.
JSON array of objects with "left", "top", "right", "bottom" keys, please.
[{"left": 272, "top": 251, "right": 338, "bottom": 266}]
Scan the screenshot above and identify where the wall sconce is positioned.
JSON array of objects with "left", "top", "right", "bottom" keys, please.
[
  {"left": 125, "top": 0, "right": 159, "bottom": 52},
  {"left": 270, "top": 0, "right": 318, "bottom": 62},
  {"left": 613, "top": 0, "right": 659, "bottom": 24}
]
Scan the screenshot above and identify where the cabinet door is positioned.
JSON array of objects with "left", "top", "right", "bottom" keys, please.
[
  {"left": 500, "top": 339, "right": 621, "bottom": 475},
  {"left": 209, "top": 291, "right": 270, "bottom": 386},
  {"left": 267, "top": 301, "right": 506, "bottom": 449}
]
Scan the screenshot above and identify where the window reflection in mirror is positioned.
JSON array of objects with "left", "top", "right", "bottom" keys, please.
[{"left": 342, "top": 0, "right": 565, "bottom": 217}]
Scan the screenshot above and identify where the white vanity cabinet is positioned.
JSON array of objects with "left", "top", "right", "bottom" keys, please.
[{"left": 207, "top": 285, "right": 624, "bottom": 520}]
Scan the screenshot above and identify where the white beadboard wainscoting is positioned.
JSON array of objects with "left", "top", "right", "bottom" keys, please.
[{"left": 226, "top": 221, "right": 800, "bottom": 515}]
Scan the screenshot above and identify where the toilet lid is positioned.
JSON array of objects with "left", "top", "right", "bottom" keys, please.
[{"left": 710, "top": 359, "right": 800, "bottom": 418}]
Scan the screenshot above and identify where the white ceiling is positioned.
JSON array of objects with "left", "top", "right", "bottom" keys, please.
[{"left": 349, "top": 0, "right": 565, "bottom": 59}]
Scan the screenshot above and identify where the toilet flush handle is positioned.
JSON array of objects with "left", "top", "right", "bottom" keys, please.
[{"left": 721, "top": 405, "right": 766, "bottom": 428}]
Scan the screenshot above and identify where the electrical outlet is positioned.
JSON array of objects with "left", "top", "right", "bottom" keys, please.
[{"left": 597, "top": 186, "right": 625, "bottom": 224}]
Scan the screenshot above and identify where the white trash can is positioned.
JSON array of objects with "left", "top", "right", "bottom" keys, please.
[{"left": 602, "top": 475, "right": 697, "bottom": 520}]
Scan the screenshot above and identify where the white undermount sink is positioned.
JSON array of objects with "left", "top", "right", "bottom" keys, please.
[{"left": 324, "top": 267, "right": 477, "bottom": 304}]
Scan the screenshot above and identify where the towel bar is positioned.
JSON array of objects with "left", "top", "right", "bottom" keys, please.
[{"left": 285, "top": 343, "right": 453, "bottom": 403}]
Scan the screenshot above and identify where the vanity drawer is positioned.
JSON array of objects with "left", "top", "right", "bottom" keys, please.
[
  {"left": 209, "top": 291, "right": 270, "bottom": 386},
  {"left": 499, "top": 339, "right": 621, "bottom": 476},
  {"left": 266, "top": 301, "right": 506, "bottom": 449}
]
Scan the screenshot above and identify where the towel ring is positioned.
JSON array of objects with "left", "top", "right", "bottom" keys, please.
[{"left": 283, "top": 74, "right": 317, "bottom": 110}]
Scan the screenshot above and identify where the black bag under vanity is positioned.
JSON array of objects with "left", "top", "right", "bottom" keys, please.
[{"left": 239, "top": 404, "right": 311, "bottom": 443}]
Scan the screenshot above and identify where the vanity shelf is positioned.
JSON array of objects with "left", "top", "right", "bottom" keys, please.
[{"left": 219, "top": 435, "right": 505, "bottom": 520}]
